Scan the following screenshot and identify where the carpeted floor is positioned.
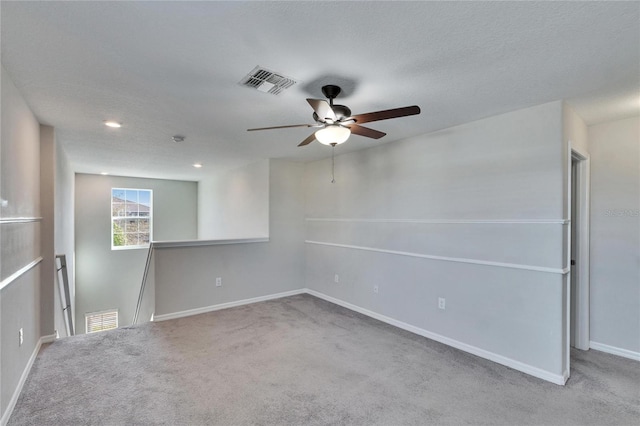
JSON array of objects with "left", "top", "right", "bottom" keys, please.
[{"left": 8, "top": 294, "right": 640, "bottom": 425}]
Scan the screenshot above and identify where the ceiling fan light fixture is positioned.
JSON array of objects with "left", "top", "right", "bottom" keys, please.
[{"left": 315, "top": 125, "right": 350, "bottom": 145}]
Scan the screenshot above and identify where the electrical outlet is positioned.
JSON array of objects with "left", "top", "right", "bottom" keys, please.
[
  {"left": 215, "top": 277, "right": 222, "bottom": 287},
  {"left": 334, "top": 274, "right": 339, "bottom": 283},
  {"left": 438, "top": 297, "right": 446, "bottom": 310},
  {"left": 19, "top": 328, "right": 23, "bottom": 346},
  {"left": 373, "top": 285, "right": 379, "bottom": 294}
]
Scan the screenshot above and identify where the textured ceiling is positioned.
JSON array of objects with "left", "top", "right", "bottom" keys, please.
[{"left": 2, "top": 1, "right": 639, "bottom": 181}]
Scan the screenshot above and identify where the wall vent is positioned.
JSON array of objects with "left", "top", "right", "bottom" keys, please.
[
  {"left": 86, "top": 309, "right": 118, "bottom": 333},
  {"left": 239, "top": 66, "right": 297, "bottom": 95}
]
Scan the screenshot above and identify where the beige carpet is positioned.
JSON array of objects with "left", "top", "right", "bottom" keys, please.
[{"left": 8, "top": 294, "right": 640, "bottom": 425}]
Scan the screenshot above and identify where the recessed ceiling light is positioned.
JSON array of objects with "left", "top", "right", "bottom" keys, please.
[
  {"left": 193, "top": 163, "right": 203, "bottom": 168},
  {"left": 104, "top": 121, "right": 121, "bottom": 128},
  {"left": 100, "top": 172, "right": 109, "bottom": 175}
]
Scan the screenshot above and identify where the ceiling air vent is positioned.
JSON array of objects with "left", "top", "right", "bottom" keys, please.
[{"left": 239, "top": 66, "right": 297, "bottom": 95}]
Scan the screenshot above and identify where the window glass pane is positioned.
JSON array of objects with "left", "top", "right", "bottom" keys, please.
[
  {"left": 112, "top": 202, "right": 125, "bottom": 217},
  {"left": 138, "top": 218, "right": 149, "bottom": 234},
  {"left": 125, "top": 201, "right": 138, "bottom": 217},
  {"left": 112, "top": 189, "right": 125, "bottom": 201},
  {"left": 125, "top": 233, "right": 138, "bottom": 246},
  {"left": 126, "top": 219, "right": 138, "bottom": 233},
  {"left": 111, "top": 188, "right": 152, "bottom": 249},
  {"left": 138, "top": 191, "right": 151, "bottom": 206},
  {"left": 113, "top": 220, "right": 125, "bottom": 247},
  {"left": 125, "top": 189, "right": 138, "bottom": 204}
]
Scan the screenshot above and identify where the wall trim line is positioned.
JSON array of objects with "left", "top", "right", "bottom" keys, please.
[
  {"left": 305, "top": 218, "right": 570, "bottom": 225},
  {"left": 0, "top": 217, "right": 42, "bottom": 224},
  {"left": 590, "top": 341, "right": 640, "bottom": 361},
  {"left": 305, "top": 289, "right": 567, "bottom": 385},
  {"left": 153, "top": 289, "right": 306, "bottom": 322},
  {"left": 0, "top": 257, "right": 44, "bottom": 291},
  {"left": 305, "top": 240, "right": 569, "bottom": 274},
  {"left": 0, "top": 334, "right": 56, "bottom": 426}
]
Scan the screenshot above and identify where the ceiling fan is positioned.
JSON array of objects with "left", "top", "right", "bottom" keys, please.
[{"left": 247, "top": 85, "right": 421, "bottom": 147}]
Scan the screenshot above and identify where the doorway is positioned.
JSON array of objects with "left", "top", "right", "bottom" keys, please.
[{"left": 570, "top": 149, "right": 590, "bottom": 351}]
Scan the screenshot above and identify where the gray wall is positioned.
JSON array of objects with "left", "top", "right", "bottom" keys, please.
[
  {"left": 303, "top": 101, "right": 569, "bottom": 380},
  {"left": 197, "top": 160, "right": 269, "bottom": 240},
  {"left": 39, "top": 126, "right": 55, "bottom": 338},
  {"left": 588, "top": 116, "right": 639, "bottom": 354},
  {"left": 74, "top": 174, "right": 197, "bottom": 334},
  {"left": 0, "top": 65, "right": 45, "bottom": 417},
  {"left": 54, "top": 142, "right": 75, "bottom": 338},
  {"left": 154, "top": 160, "right": 305, "bottom": 316}
]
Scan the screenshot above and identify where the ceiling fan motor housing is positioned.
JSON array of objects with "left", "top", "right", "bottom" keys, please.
[
  {"left": 312, "top": 85, "right": 352, "bottom": 122},
  {"left": 313, "top": 105, "right": 351, "bottom": 123}
]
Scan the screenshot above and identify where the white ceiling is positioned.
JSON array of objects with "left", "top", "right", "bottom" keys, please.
[{"left": 2, "top": 1, "right": 638, "bottom": 181}]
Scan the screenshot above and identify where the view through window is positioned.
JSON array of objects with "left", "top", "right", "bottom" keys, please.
[{"left": 111, "top": 188, "right": 152, "bottom": 249}]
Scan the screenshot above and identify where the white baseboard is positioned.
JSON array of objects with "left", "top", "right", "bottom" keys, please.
[
  {"left": 153, "top": 289, "right": 307, "bottom": 322},
  {"left": 40, "top": 334, "right": 56, "bottom": 344},
  {"left": 1, "top": 334, "right": 56, "bottom": 426},
  {"left": 305, "top": 289, "right": 568, "bottom": 386},
  {"left": 590, "top": 341, "right": 640, "bottom": 361}
]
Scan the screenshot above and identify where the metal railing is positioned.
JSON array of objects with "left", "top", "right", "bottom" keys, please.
[{"left": 56, "top": 254, "right": 75, "bottom": 336}]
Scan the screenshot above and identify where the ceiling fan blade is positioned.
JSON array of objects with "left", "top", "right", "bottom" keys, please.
[
  {"left": 297, "top": 133, "right": 317, "bottom": 147},
  {"left": 247, "top": 124, "right": 316, "bottom": 131},
  {"left": 351, "top": 105, "right": 421, "bottom": 124},
  {"left": 307, "top": 99, "right": 337, "bottom": 121},
  {"left": 347, "top": 124, "right": 386, "bottom": 139}
]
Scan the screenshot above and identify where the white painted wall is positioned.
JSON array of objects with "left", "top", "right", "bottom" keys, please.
[
  {"left": 588, "top": 116, "right": 639, "bottom": 355},
  {"left": 0, "top": 65, "right": 44, "bottom": 417},
  {"left": 155, "top": 160, "right": 304, "bottom": 316},
  {"left": 197, "top": 159, "right": 269, "bottom": 240},
  {"left": 54, "top": 142, "right": 75, "bottom": 337},
  {"left": 564, "top": 103, "right": 589, "bottom": 155},
  {"left": 304, "top": 101, "right": 569, "bottom": 382},
  {"left": 74, "top": 174, "right": 197, "bottom": 334}
]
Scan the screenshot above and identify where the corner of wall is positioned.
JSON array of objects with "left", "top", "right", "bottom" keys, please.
[{"left": 39, "top": 125, "right": 56, "bottom": 338}]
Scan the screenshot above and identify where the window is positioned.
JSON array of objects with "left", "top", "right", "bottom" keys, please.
[
  {"left": 111, "top": 188, "right": 152, "bottom": 249},
  {"left": 85, "top": 309, "right": 118, "bottom": 333}
]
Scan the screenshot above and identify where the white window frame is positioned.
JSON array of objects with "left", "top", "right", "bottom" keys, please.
[
  {"left": 111, "top": 188, "right": 153, "bottom": 250},
  {"left": 85, "top": 309, "right": 119, "bottom": 333}
]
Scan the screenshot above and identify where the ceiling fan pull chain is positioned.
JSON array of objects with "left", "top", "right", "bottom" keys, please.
[{"left": 331, "top": 143, "right": 336, "bottom": 184}]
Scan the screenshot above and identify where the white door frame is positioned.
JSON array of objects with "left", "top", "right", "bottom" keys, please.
[{"left": 569, "top": 146, "right": 590, "bottom": 351}]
